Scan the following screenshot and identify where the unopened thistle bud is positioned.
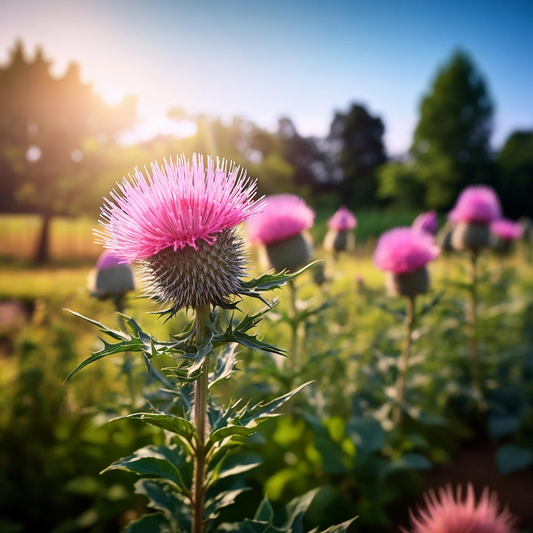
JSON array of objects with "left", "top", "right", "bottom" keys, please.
[
  {"left": 374, "top": 227, "right": 439, "bottom": 298},
  {"left": 412, "top": 210, "right": 439, "bottom": 236},
  {"left": 246, "top": 194, "right": 315, "bottom": 272},
  {"left": 89, "top": 251, "right": 135, "bottom": 299},
  {"left": 324, "top": 205, "right": 357, "bottom": 253},
  {"left": 449, "top": 185, "right": 501, "bottom": 253},
  {"left": 96, "top": 155, "right": 263, "bottom": 310}
]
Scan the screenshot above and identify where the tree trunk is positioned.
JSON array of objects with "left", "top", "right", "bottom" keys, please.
[{"left": 34, "top": 212, "right": 52, "bottom": 264}]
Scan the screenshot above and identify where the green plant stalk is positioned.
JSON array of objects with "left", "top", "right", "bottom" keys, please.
[
  {"left": 393, "top": 295, "right": 416, "bottom": 428},
  {"left": 114, "top": 296, "right": 135, "bottom": 405},
  {"left": 468, "top": 252, "right": 483, "bottom": 399},
  {"left": 192, "top": 304, "right": 210, "bottom": 533},
  {"left": 288, "top": 279, "right": 304, "bottom": 383}
]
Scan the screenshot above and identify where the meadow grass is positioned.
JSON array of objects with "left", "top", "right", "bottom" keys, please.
[{"left": 0, "top": 210, "right": 422, "bottom": 264}]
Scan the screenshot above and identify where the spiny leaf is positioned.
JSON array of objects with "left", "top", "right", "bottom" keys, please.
[
  {"left": 111, "top": 413, "right": 197, "bottom": 445},
  {"left": 101, "top": 445, "right": 188, "bottom": 493},
  {"left": 240, "top": 382, "right": 312, "bottom": 427}
]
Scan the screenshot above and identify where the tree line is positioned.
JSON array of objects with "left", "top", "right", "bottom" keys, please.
[{"left": 1, "top": 40, "right": 532, "bottom": 263}]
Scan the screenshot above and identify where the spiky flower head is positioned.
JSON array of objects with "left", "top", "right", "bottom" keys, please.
[
  {"left": 491, "top": 218, "right": 523, "bottom": 241},
  {"left": 89, "top": 251, "right": 135, "bottom": 299},
  {"left": 406, "top": 484, "right": 516, "bottom": 533},
  {"left": 374, "top": 227, "right": 439, "bottom": 275},
  {"left": 328, "top": 205, "right": 357, "bottom": 231},
  {"left": 412, "top": 210, "right": 439, "bottom": 236},
  {"left": 246, "top": 194, "right": 315, "bottom": 245},
  {"left": 449, "top": 185, "right": 502, "bottom": 224},
  {"left": 246, "top": 194, "right": 315, "bottom": 272},
  {"left": 97, "top": 154, "right": 263, "bottom": 310}
]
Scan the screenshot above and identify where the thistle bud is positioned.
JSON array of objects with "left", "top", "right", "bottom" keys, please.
[
  {"left": 89, "top": 251, "right": 135, "bottom": 299},
  {"left": 246, "top": 194, "right": 315, "bottom": 272}
]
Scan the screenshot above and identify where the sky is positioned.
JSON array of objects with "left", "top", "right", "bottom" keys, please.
[{"left": 1, "top": 0, "right": 532, "bottom": 155}]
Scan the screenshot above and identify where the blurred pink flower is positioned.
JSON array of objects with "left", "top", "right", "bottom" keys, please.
[
  {"left": 97, "top": 154, "right": 263, "bottom": 263},
  {"left": 412, "top": 210, "right": 439, "bottom": 236},
  {"left": 246, "top": 194, "right": 315, "bottom": 244},
  {"left": 96, "top": 250, "right": 128, "bottom": 269},
  {"left": 328, "top": 205, "right": 357, "bottom": 231},
  {"left": 449, "top": 185, "right": 502, "bottom": 224},
  {"left": 406, "top": 484, "right": 516, "bottom": 533},
  {"left": 491, "top": 218, "right": 523, "bottom": 241},
  {"left": 374, "top": 227, "right": 439, "bottom": 274}
]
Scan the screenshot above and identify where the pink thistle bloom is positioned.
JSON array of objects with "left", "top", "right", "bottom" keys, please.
[
  {"left": 412, "top": 210, "right": 439, "bottom": 236},
  {"left": 97, "top": 154, "right": 264, "bottom": 263},
  {"left": 406, "top": 484, "right": 516, "bottom": 533},
  {"left": 490, "top": 218, "right": 523, "bottom": 241},
  {"left": 449, "top": 185, "right": 502, "bottom": 224},
  {"left": 246, "top": 194, "right": 315, "bottom": 245},
  {"left": 328, "top": 205, "right": 357, "bottom": 231},
  {"left": 374, "top": 227, "right": 439, "bottom": 274}
]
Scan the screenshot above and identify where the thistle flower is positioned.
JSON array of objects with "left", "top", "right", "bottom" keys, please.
[
  {"left": 324, "top": 205, "right": 357, "bottom": 253},
  {"left": 97, "top": 154, "right": 263, "bottom": 310},
  {"left": 246, "top": 194, "right": 315, "bottom": 271},
  {"left": 412, "top": 210, "right": 439, "bottom": 236},
  {"left": 450, "top": 186, "right": 502, "bottom": 252},
  {"left": 89, "top": 250, "right": 135, "bottom": 299},
  {"left": 491, "top": 218, "right": 523, "bottom": 241},
  {"left": 449, "top": 186, "right": 502, "bottom": 224},
  {"left": 374, "top": 227, "right": 439, "bottom": 297},
  {"left": 406, "top": 484, "right": 516, "bottom": 533},
  {"left": 491, "top": 218, "right": 523, "bottom": 255},
  {"left": 328, "top": 205, "right": 357, "bottom": 231}
]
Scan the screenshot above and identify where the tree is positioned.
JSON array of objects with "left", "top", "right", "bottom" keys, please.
[
  {"left": 411, "top": 51, "right": 494, "bottom": 209},
  {"left": 328, "top": 104, "right": 386, "bottom": 207},
  {"left": 496, "top": 131, "right": 533, "bottom": 218},
  {"left": 0, "top": 41, "right": 136, "bottom": 263}
]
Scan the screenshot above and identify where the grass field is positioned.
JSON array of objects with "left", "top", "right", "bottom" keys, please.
[{"left": 0, "top": 210, "right": 423, "bottom": 264}]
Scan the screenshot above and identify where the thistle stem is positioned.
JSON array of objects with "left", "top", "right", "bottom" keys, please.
[
  {"left": 393, "top": 295, "right": 416, "bottom": 428},
  {"left": 192, "top": 304, "right": 210, "bottom": 533},
  {"left": 288, "top": 280, "right": 300, "bottom": 374},
  {"left": 114, "top": 296, "right": 135, "bottom": 406},
  {"left": 467, "top": 252, "right": 483, "bottom": 400}
]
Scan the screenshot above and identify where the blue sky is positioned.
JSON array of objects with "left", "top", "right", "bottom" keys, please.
[{"left": 1, "top": 0, "right": 532, "bottom": 154}]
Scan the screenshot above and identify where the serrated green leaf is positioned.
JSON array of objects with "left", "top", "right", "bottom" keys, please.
[
  {"left": 241, "top": 382, "right": 311, "bottom": 427},
  {"left": 253, "top": 496, "right": 274, "bottom": 522},
  {"left": 101, "top": 445, "right": 187, "bottom": 492},
  {"left": 283, "top": 488, "right": 320, "bottom": 532},
  {"left": 209, "top": 344, "right": 238, "bottom": 389},
  {"left": 209, "top": 425, "right": 256, "bottom": 445},
  {"left": 123, "top": 512, "right": 173, "bottom": 533},
  {"left": 205, "top": 488, "right": 249, "bottom": 518},
  {"left": 112, "top": 413, "right": 197, "bottom": 445},
  {"left": 309, "top": 518, "right": 357, "bottom": 532},
  {"left": 134, "top": 479, "right": 190, "bottom": 529}
]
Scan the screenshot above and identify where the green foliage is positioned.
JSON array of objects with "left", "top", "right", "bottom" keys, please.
[
  {"left": 410, "top": 51, "right": 494, "bottom": 209},
  {"left": 496, "top": 130, "right": 533, "bottom": 218},
  {"left": 329, "top": 104, "right": 386, "bottom": 207}
]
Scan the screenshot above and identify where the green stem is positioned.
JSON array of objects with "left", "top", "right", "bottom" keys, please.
[
  {"left": 468, "top": 252, "right": 483, "bottom": 400},
  {"left": 393, "top": 295, "right": 416, "bottom": 428},
  {"left": 288, "top": 280, "right": 301, "bottom": 378},
  {"left": 192, "top": 304, "right": 210, "bottom": 533},
  {"left": 114, "top": 296, "right": 135, "bottom": 406}
]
